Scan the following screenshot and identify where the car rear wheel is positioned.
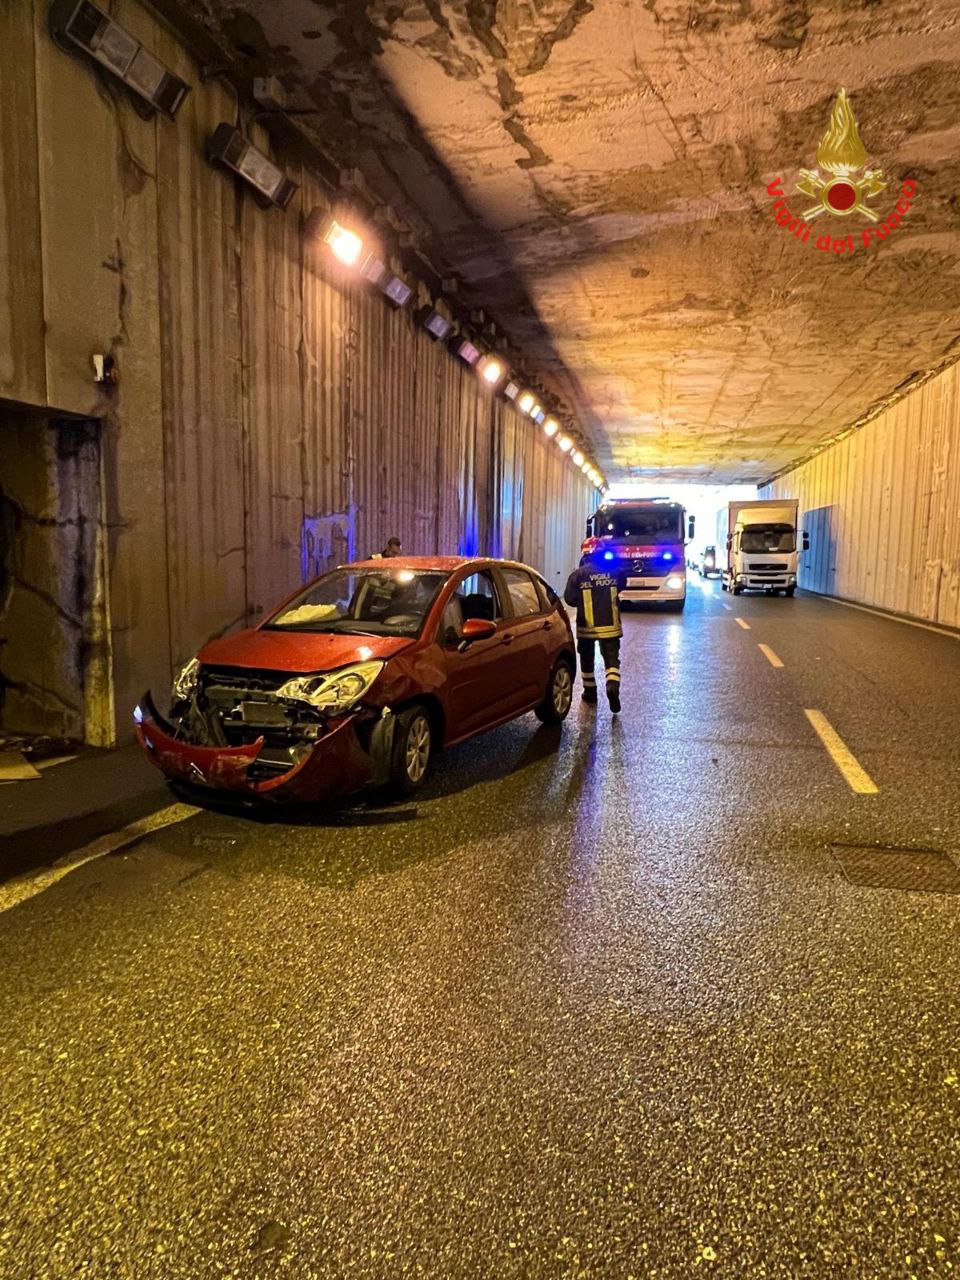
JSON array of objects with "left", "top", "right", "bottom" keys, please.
[
  {"left": 536, "top": 659, "right": 574, "bottom": 724},
  {"left": 389, "top": 705, "right": 432, "bottom": 795}
]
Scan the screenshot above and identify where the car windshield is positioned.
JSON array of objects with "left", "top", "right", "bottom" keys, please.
[
  {"left": 741, "top": 525, "right": 796, "bottom": 553},
  {"left": 265, "top": 568, "right": 448, "bottom": 636},
  {"left": 596, "top": 507, "right": 683, "bottom": 543}
]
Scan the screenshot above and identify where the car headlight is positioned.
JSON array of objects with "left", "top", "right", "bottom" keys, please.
[
  {"left": 666, "top": 575, "right": 684, "bottom": 590},
  {"left": 172, "top": 657, "right": 200, "bottom": 702},
  {"left": 277, "top": 661, "right": 384, "bottom": 711}
]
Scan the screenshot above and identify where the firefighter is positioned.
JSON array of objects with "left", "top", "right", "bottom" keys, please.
[
  {"left": 370, "top": 537, "right": 402, "bottom": 560},
  {"left": 563, "top": 552, "right": 623, "bottom": 713}
]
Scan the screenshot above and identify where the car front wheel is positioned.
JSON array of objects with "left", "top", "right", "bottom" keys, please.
[
  {"left": 536, "top": 660, "right": 574, "bottom": 724},
  {"left": 389, "top": 705, "right": 432, "bottom": 795}
]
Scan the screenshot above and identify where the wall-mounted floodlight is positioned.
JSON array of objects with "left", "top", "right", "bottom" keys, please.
[
  {"left": 207, "top": 124, "right": 297, "bottom": 209},
  {"left": 502, "top": 380, "right": 520, "bottom": 402},
  {"left": 531, "top": 406, "right": 546, "bottom": 424},
  {"left": 324, "top": 218, "right": 365, "bottom": 266},
  {"left": 478, "top": 356, "right": 505, "bottom": 386},
  {"left": 450, "top": 335, "right": 481, "bottom": 366},
  {"left": 50, "top": 0, "right": 190, "bottom": 118},
  {"left": 381, "top": 275, "right": 412, "bottom": 308},
  {"left": 557, "top": 435, "right": 573, "bottom": 453},
  {"left": 572, "top": 449, "right": 585, "bottom": 467},
  {"left": 416, "top": 307, "right": 453, "bottom": 341},
  {"left": 543, "top": 417, "right": 559, "bottom": 437},
  {"left": 517, "top": 391, "right": 536, "bottom": 415}
]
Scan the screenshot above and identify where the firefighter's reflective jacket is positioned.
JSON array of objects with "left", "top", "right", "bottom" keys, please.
[{"left": 563, "top": 563, "right": 623, "bottom": 639}]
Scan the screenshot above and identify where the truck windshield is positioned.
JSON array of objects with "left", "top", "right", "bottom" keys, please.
[
  {"left": 741, "top": 525, "right": 795, "bottom": 553},
  {"left": 595, "top": 507, "right": 682, "bottom": 543}
]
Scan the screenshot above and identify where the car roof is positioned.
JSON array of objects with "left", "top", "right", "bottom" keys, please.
[{"left": 345, "top": 555, "right": 547, "bottom": 576}]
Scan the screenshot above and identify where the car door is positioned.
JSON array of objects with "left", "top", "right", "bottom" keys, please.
[
  {"left": 439, "top": 570, "right": 517, "bottom": 739},
  {"left": 495, "top": 567, "right": 554, "bottom": 708}
]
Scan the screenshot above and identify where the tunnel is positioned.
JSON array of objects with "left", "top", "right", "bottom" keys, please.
[{"left": 1, "top": 2, "right": 959, "bottom": 1276}]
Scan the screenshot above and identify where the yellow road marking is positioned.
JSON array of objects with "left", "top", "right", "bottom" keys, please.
[
  {"left": 735, "top": 617, "right": 750, "bottom": 630},
  {"left": 0, "top": 803, "right": 199, "bottom": 915},
  {"left": 804, "top": 709, "right": 879, "bottom": 795},
  {"left": 758, "top": 643, "right": 784, "bottom": 668}
]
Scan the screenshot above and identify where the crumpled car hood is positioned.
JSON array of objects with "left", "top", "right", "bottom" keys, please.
[{"left": 197, "top": 628, "right": 413, "bottom": 675}]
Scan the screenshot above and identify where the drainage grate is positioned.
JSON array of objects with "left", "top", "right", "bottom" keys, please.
[{"left": 831, "top": 843, "right": 960, "bottom": 894}]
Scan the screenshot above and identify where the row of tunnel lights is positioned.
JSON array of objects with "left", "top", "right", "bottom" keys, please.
[
  {"left": 322, "top": 219, "right": 607, "bottom": 493},
  {"left": 49, "top": 0, "right": 606, "bottom": 492}
]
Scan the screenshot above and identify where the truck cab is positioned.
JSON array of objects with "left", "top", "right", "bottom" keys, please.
[{"left": 582, "top": 499, "right": 694, "bottom": 611}]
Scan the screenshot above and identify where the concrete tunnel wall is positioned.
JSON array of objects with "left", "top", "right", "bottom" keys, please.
[
  {"left": 0, "top": 0, "right": 595, "bottom": 746},
  {"left": 762, "top": 359, "right": 960, "bottom": 630}
]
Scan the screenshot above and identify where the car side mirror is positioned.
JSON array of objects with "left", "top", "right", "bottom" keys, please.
[
  {"left": 687, "top": 517, "right": 696, "bottom": 539},
  {"left": 726, "top": 535, "right": 733, "bottom": 551},
  {"left": 459, "top": 618, "right": 497, "bottom": 649},
  {"left": 802, "top": 532, "right": 810, "bottom": 551}
]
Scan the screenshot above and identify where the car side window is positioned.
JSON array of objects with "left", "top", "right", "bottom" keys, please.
[
  {"left": 452, "top": 571, "right": 502, "bottom": 625},
  {"left": 537, "top": 577, "right": 560, "bottom": 609},
  {"left": 440, "top": 596, "right": 464, "bottom": 646},
  {"left": 501, "top": 569, "right": 543, "bottom": 618}
]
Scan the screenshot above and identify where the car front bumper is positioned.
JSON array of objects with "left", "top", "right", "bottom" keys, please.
[
  {"left": 134, "top": 692, "right": 387, "bottom": 802},
  {"left": 621, "top": 576, "right": 686, "bottom": 603}
]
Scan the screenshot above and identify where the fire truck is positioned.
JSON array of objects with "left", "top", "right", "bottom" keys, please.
[{"left": 582, "top": 498, "right": 695, "bottom": 611}]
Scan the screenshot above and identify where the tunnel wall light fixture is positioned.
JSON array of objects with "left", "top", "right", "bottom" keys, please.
[
  {"left": 502, "top": 380, "right": 520, "bottom": 402},
  {"left": 50, "top": 0, "right": 190, "bottom": 118},
  {"left": 450, "top": 335, "right": 482, "bottom": 367},
  {"left": 207, "top": 124, "right": 298, "bottom": 209},
  {"left": 557, "top": 435, "right": 573, "bottom": 453},
  {"left": 531, "top": 406, "right": 546, "bottom": 424},
  {"left": 543, "top": 417, "right": 559, "bottom": 437},
  {"left": 478, "top": 355, "right": 505, "bottom": 386},
  {"left": 517, "top": 391, "right": 536, "bottom": 415},
  {"left": 323, "top": 217, "right": 365, "bottom": 266},
  {"left": 416, "top": 306, "right": 453, "bottom": 342}
]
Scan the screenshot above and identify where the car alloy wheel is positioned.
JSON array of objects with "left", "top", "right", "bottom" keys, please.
[
  {"left": 404, "top": 713, "right": 431, "bottom": 783},
  {"left": 552, "top": 663, "right": 573, "bottom": 717}
]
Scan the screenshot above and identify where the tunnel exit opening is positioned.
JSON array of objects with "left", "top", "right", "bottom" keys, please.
[{"left": 0, "top": 404, "right": 113, "bottom": 749}]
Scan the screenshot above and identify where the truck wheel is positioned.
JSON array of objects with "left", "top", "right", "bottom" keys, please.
[
  {"left": 785, "top": 585, "right": 796, "bottom": 597},
  {"left": 732, "top": 584, "right": 743, "bottom": 596},
  {"left": 535, "top": 659, "right": 574, "bottom": 724},
  {"left": 388, "top": 705, "right": 432, "bottom": 796}
]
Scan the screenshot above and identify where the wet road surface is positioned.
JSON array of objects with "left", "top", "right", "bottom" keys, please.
[{"left": 2, "top": 580, "right": 959, "bottom": 1278}]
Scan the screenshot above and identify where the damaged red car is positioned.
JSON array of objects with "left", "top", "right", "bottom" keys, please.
[{"left": 135, "top": 556, "right": 576, "bottom": 803}]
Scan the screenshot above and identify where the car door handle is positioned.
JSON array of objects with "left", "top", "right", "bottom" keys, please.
[
  {"left": 501, "top": 634, "right": 515, "bottom": 645},
  {"left": 541, "top": 620, "right": 553, "bottom": 630}
]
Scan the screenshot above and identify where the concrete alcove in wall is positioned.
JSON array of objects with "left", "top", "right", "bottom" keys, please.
[{"left": 0, "top": 407, "right": 113, "bottom": 746}]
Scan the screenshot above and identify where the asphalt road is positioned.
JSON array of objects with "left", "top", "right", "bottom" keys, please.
[{"left": 2, "top": 580, "right": 959, "bottom": 1279}]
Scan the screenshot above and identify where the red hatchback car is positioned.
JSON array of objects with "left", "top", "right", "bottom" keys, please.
[{"left": 135, "top": 557, "right": 576, "bottom": 802}]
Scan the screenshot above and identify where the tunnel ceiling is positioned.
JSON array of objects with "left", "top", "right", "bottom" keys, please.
[{"left": 183, "top": 1, "right": 960, "bottom": 483}]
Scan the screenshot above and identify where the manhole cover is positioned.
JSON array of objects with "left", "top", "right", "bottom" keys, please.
[{"left": 831, "top": 843, "right": 960, "bottom": 894}]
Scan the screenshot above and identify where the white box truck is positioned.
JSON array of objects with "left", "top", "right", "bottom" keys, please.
[{"left": 718, "top": 499, "right": 808, "bottom": 596}]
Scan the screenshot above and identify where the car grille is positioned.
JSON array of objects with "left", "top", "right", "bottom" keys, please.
[
  {"left": 748, "top": 563, "right": 789, "bottom": 572},
  {"left": 199, "top": 665, "right": 289, "bottom": 694}
]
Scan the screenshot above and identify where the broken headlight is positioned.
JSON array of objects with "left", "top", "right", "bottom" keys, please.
[
  {"left": 277, "top": 661, "right": 384, "bottom": 712},
  {"left": 172, "top": 656, "right": 200, "bottom": 702}
]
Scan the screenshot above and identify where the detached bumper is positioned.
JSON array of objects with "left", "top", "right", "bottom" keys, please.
[{"left": 134, "top": 692, "right": 379, "bottom": 802}]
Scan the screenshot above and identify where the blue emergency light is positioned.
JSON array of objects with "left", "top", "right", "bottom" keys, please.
[
  {"left": 603, "top": 551, "right": 615, "bottom": 561},
  {"left": 663, "top": 551, "right": 674, "bottom": 561}
]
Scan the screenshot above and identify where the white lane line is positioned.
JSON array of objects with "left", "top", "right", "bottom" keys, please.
[
  {"left": 758, "top": 643, "right": 784, "bottom": 668},
  {"left": 735, "top": 617, "right": 751, "bottom": 630},
  {"left": 0, "top": 803, "right": 199, "bottom": 915},
  {"left": 721, "top": 602, "right": 732, "bottom": 611},
  {"left": 817, "top": 593, "right": 960, "bottom": 640},
  {"left": 804, "top": 709, "right": 879, "bottom": 795}
]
